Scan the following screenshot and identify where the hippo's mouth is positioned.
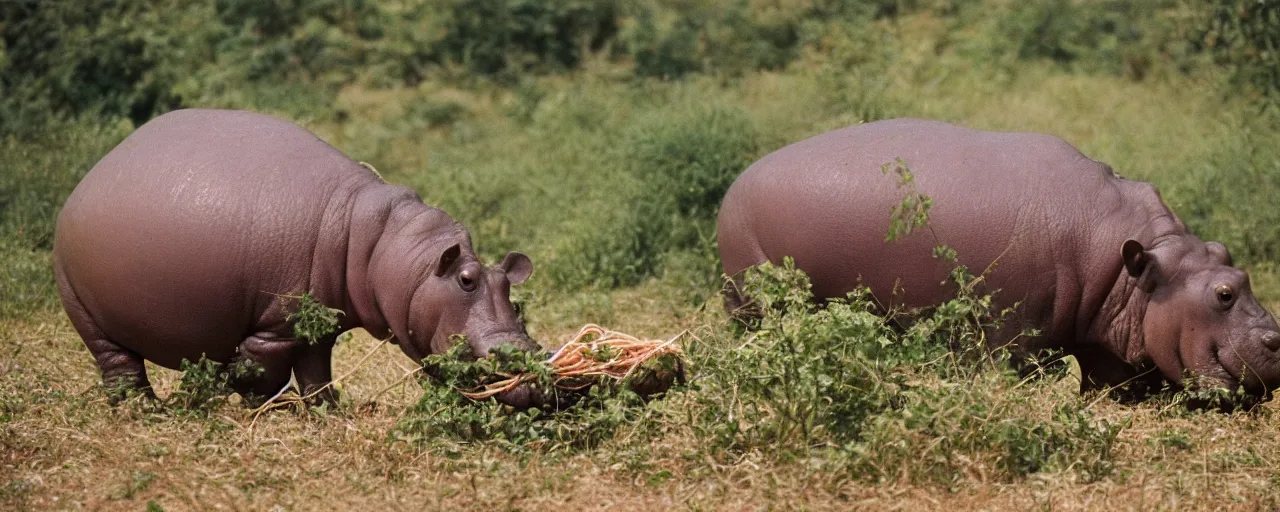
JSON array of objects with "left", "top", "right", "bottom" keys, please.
[
  {"left": 1211, "top": 346, "right": 1239, "bottom": 385},
  {"left": 1203, "top": 348, "right": 1244, "bottom": 389},
  {"left": 1207, "top": 342, "right": 1269, "bottom": 396}
]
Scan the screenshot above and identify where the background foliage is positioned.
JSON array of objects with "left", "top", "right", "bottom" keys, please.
[{"left": 3, "top": 0, "right": 1280, "bottom": 508}]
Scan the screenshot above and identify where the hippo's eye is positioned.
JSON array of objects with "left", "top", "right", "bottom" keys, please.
[
  {"left": 459, "top": 270, "right": 478, "bottom": 292},
  {"left": 1215, "top": 284, "right": 1235, "bottom": 306}
]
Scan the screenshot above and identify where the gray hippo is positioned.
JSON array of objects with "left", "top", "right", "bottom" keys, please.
[
  {"left": 717, "top": 117, "right": 1280, "bottom": 397},
  {"left": 54, "top": 108, "right": 544, "bottom": 408}
]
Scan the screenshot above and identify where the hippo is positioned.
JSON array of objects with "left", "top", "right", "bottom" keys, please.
[
  {"left": 717, "top": 117, "right": 1280, "bottom": 398},
  {"left": 53, "top": 108, "right": 545, "bottom": 408}
]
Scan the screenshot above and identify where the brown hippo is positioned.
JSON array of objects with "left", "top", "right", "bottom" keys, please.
[
  {"left": 54, "top": 108, "right": 545, "bottom": 408},
  {"left": 717, "top": 117, "right": 1280, "bottom": 398}
]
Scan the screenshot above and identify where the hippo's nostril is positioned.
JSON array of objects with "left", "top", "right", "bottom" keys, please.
[{"left": 1264, "top": 332, "right": 1280, "bottom": 351}]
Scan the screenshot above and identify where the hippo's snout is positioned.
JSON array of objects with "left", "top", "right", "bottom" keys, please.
[
  {"left": 1215, "top": 323, "right": 1280, "bottom": 397},
  {"left": 472, "top": 333, "right": 556, "bottom": 410},
  {"left": 494, "top": 383, "right": 543, "bottom": 409},
  {"left": 472, "top": 332, "right": 541, "bottom": 359},
  {"left": 493, "top": 381, "right": 580, "bottom": 410}
]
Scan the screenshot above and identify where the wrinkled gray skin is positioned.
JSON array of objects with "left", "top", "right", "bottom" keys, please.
[
  {"left": 718, "top": 118, "right": 1280, "bottom": 397},
  {"left": 54, "top": 108, "right": 545, "bottom": 408}
]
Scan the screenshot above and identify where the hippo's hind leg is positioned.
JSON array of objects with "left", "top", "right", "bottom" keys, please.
[
  {"left": 84, "top": 337, "right": 155, "bottom": 403},
  {"left": 722, "top": 272, "right": 763, "bottom": 328},
  {"left": 230, "top": 333, "right": 307, "bottom": 406},
  {"left": 56, "top": 263, "right": 155, "bottom": 403}
]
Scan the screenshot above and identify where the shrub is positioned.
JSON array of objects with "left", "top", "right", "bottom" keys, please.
[
  {"left": 168, "top": 356, "right": 264, "bottom": 416},
  {"left": 544, "top": 104, "right": 758, "bottom": 289},
  {"left": 850, "top": 378, "right": 1122, "bottom": 484},
  {"left": 1165, "top": 115, "right": 1280, "bottom": 265},
  {"left": 285, "top": 292, "right": 344, "bottom": 345},
  {"left": 0, "top": 0, "right": 224, "bottom": 135},
  {"left": 685, "top": 257, "right": 1122, "bottom": 483},
  {"left": 424, "top": 0, "right": 619, "bottom": 78},
  {"left": 944, "top": 0, "right": 1193, "bottom": 80},
  {"left": 1197, "top": 0, "right": 1280, "bottom": 103},
  {"left": 625, "top": 105, "right": 756, "bottom": 221},
  {"left": 618, "top": 0, "right": 805, "bottom": 79},
  {"left": 389, "top": 338, "right": 654, "bottom": 454}
]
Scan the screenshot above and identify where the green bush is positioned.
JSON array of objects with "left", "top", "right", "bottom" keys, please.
[
  {"left": 1003, "top": 0, "right": 1147, "bottom": 70},
  {"left": 618, "top": 0, "right": 807, "bottom": 79},
  {"left": 168, "top": 356, "right": 264, "bottom": 415},
  {"left": 0, "top": 1, "right": 203, "bottom": 134},
  {"left": 390, "top": 338, "right": 655, "bottom": 454},
  {"left": 626, "top": 105, "right": 756, "bottom": 221},
  {"left": 0, "top": 0, "right": 356, "bottom": 134},
  {"left": 544, "top": 104, "right": 758, "bottom": 288},
  {"left": 686, "top": 257, "right": 1122, "bottom": 483},
  {"left": 424, "top": 0, "right": 619, "bottom": 78},
  {"left": 691, "top": 258, "right": 921, "bottom": 450},
  {"left": 942, "top": 0, "right": 1200, "bottom": 80},
  {"left": 851, "top": 391, "right": 1122, "bottom": 484},
  {"left": 1197, "top": 0, "right": 1280, "bottom": 103},
  {"left": 544, "top": 199, "right": 675, "bottom": 289},
  {"left": 1165, "top": 114, "right": 1280, "bottom": 265}
]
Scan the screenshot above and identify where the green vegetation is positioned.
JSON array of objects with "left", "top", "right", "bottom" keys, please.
[
  {"left": 286, "top": 292, "right": 344, "bottom": 345},
  {"left": 395, "top": 253, "right": 1119, "bottom": 486},
  {"left": 393, "top": 338, "right": 653, "bottom": 454},
  {"left": 170, "top": 356, "right": 264, "bottom": 415},
  {"left": 1199, "top": 0, "right": 1280, "bottom": 103},
  {"left": 688, "top": 257, "right": 1121, "bottom": 484},
  {"left": 4, "top": 0, "right": 1280, "bottom": 509}
]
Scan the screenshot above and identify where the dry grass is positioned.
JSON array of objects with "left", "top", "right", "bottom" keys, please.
[{"left": 4, "top": 282, "right": 1280, "bottom": 512}]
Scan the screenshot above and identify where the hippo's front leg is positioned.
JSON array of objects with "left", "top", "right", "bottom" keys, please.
[
  {"left": 231, "top": 333, "right": 306, "bottom": 404},
  {"left": 1075, "top": 349, "right": 1165, "bottom": 402},
  {"left": 292, "top": 336, "right": 337, "bottom": 405}
]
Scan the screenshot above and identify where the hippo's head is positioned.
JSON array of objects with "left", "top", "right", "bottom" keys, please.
[
  {"left": 1126, "top": 238, "right": 1280, "bottom": 396},
  {"left": 389, "top": 241, "right": 546, "bottom": 408}
]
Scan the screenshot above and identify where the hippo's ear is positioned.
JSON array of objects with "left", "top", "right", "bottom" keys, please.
[
  {"left": 1207, "top": 241, "right": 1233, "bottom": 266},
  {"left": 434, "top": 243, "right": 462, "bottom": 277},
  {"left": 501, "top": 251, "right": 533, "bottom": 285},
  {"left": 1122, "top": 239, "right": 1150, "bottom": 278}
]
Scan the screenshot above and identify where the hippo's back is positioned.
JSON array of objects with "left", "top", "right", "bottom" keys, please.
[
  {"left": 54, "top": 109, "right": 376, "bottom": 368},
  {"left": 718, "top": 118, "right": 1152, "bottom": 313}
]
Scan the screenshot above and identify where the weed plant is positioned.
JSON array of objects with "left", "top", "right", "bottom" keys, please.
[
  {"left": 169, "top": 356, "right": 264, "bottom": 416},
  {"left": 285, "top": 292, "right": 344, "bottom": 345}
]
